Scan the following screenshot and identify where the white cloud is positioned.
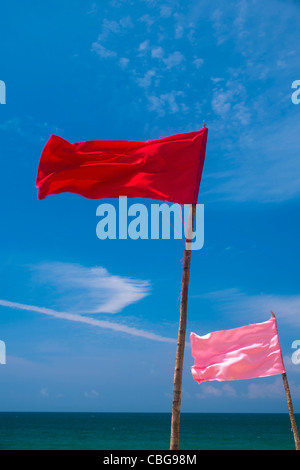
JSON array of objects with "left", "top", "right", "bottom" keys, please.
[
  {"left": 87, "top": 3, "right": 97, "bottom": 15},
  {"left": 84, "top": 389, "right": 99, "bottom": 398},
  {"left": 145, "top": 46, "right": 185, "bottom": 70},
  {"left": 222, "top": 383, "right": 238, "bottom": 397},
  {"left": 160, "top": 5, "right": 173, "bottom": 19},
  {"left": 119, "top": 57, "right": 130, "bottom": 69},
  {"left": 0, "top": 298, "right": 176, "bottom": 343},
  {"left": 119, "top": 16, "right": 134, "bottom": 29},
  {"left": 0, "top": 116, "right": 60, "bottom": 143},
  {"left": 99, "top": 19, "right": 121, "bottom": 39},
  {"left": 205, "top": 1, "right": 300, "bottom": 200},
  {"left": 41, "top": 387, "right": 49, "bottom": 397},
  {"left": 211, "top": 9, "right": 229, "bottom": 45},
  {"left": 0, "top": 262, "right": 176, "bottom": 342},
  {"left": 86, "top": 0, "right": 300, "bottom": 205},
  {"left": 91, "top": 16, "right": 134, "bottom": 60},
  {"left": 136, "top": 70, "right": 156, "bottom": 88},
  {"left": 193, "top": 58, "right": 204, "bottom": 69},
  {"left": 211, "top": 79, "right": 250, "bottom": 124},
  {"left": 30, "top": 262, "right": 150, "bottom": 315},
  {"left": 138, "top": 40, "right": 150, "bottom": 52},
  {"left": 91, "top": 42, "right": 117, "bottom": 58},
  {"left": 197, "top": 385, "right": 222, "bottom": 397},
  {"left": 245, "top": 377, "right": 299, "bottom": 400},
  {"left": 210, "top": 77, "right": 224, "bottom": 84},
  {"left": 174, "top": 25, "right": 184, "bottom": 39},
  {"left": 203, "top": 112, "right": 300, "bottom": 203},
  {"left": 138, "top": 14, "right": 155, "bottom": 29},
  {"left": 147, "top": 90, "right": 185, "bottom": 116},
  {"left": 196, "top": 383, "right": 237, "bottom": 399},
  {"left": 151, "top": 46, "right": 164, "bottom": 59},
  {"left": 246, "top": 377, "right": 283, "bottom": 399},
  {"left": 211, "top": 89, "right": 231, "bottom": 117},
  {"left": 194, "top": 288, "right": 300, "bottom": 327},
  {"left": 163, "top": 51, "right": 185, "bottom": 69}
]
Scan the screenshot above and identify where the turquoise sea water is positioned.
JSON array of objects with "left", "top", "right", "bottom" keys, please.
[{"left": 0, "top": 412, "right": 298, "bottom": 450}]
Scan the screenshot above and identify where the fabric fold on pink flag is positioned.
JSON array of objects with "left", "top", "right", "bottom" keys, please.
[{"left": 190, "top": 317, "right": 286, "bottom": 384}]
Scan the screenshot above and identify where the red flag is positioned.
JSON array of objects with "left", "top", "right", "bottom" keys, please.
[{"left": 36, "top": 127, "right": 208, "bottom": 204}]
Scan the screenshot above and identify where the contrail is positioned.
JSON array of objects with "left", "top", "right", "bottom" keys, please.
[{"left": 0, "top": 299, "right": 176, "bottom": 344}]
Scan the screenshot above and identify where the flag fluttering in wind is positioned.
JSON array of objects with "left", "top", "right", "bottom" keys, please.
[
  {"left": 36, "top": 125, "right": 209, "bottom": 452},
  {"left": 36, "top": 128, "right": 208, "bottom": 204},
  {"left": 190, "top": 317, "right": 286, "bottom": 384}
]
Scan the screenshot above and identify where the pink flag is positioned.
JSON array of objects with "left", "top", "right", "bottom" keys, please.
[{"left": 190, "top": 317, "right": 285, "bottom": 384}]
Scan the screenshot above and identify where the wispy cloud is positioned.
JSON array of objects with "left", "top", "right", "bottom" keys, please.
[
  {"left": 146, "top": 91, "right": 185, "bottom": 116},
  {"left": 211, "top": 8, "right": 231, "bottom": 46},
  {"left": 138, "top": 40, "right": 150, "bottom": 53},
  {"left": 119, "top": 57, "right": 130, "bottom": 69},
  {"left": 163, "top": 51, "right": 185, "bottom": 70},
  {"left": 138, "top": 14, "right": 155, "bottom": 30},
  {"left": 195, "top": 375, "right": 300, "bottom": 401},
  {"left": 0, "top": 116, "right": 60, "bottom": 143},
  {"left": 84, "top": 389, "right": 99, "bottom": 398},
  {"left": 193, "top": 58, "right": 204, "bottom": 69},
  {"left": 91, "top": 16, "right": 134, "bottom": 59},
  {"left": 40, "top": 387, "right": 49, "bottom": 397},
  {"left": 196, "top": 383, "right": 237, "bottom": 399},
  {"left": 211, "top": 79, "right": 250, "bottom": 125},
  {"left": 91, "top": 42, "right": 117, "bottom": 58},
  {"left": 0, "top": 298, "right": 175, "bottom": 343},
  {"left": 246, "top": 377, "right": 285, "bottom": 399},
  {"left": 151, "top": 46, "right": 164, "bottom": 59},
  {"left": 86, "top": 1, "right": 300, "bottom": 203},
  {"left": 136, "top": 69, "right": 157, "bottom": 88},
  {"left": 159, "top": 5, "right": 173, "bottom": 19},
  {"left": 148, "top": 47, "right": 185, "bottom": 70},
  {"left": 30, "top": 262, "right": 150, "bottom": 315},
  {"left": 0, "top": 262, "right": 175, "bottom": 342},
  {"left": 203, "top": 112, "right": 300, "bottom": 203},
  {"left": 194, "top": 288, "right": 300, "bottom": 327}
]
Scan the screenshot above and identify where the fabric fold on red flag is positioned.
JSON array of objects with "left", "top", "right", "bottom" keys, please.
[
  {"left": 190, "top": 317, "right": 286, "bottom": 384},
  {"left": 36, "top": 127, "right": 208, "bottom": 204}
]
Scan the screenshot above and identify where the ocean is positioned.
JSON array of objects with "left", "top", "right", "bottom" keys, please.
[{"left": 0, "top": 412, "right": 298, "bottom": 450}]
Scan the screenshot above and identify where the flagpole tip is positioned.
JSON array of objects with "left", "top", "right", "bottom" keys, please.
[
  {"left": 203, "top": 120, "right": 206, "bottom": 128},
  {"left": 271, "top": 310, "right": 275, "bottom": 318}
]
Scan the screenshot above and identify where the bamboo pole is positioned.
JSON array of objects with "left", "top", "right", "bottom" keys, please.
[
  {"left": 170, "top": 203, "right": 196, "bottom": 450},
  {"left": 271, "top": 311, "right": 300, "bottom": 450}
]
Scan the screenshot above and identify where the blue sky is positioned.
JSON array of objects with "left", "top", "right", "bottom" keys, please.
[{"left": 0, "top": 0, "right": 300, "bottom": 413}]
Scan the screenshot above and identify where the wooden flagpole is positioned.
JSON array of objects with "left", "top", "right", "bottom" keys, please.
[
  {"left": 271, "top": 311, "right": 300, "bottom": 450},
  {"left": 170, "top": 202, "right": 196, "bottom": 450}
]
